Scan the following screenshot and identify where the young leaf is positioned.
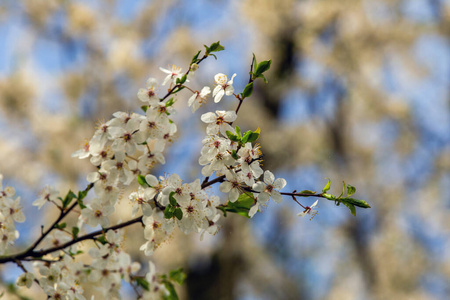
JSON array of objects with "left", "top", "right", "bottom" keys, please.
[
  {"left": 242, "top": 82, "right": 254, "bottom": 98},
  {"left": 224, "top": 193, "right": 255, "bottom": 218},
  {"left": 225, "top": 130, "right": 239, "bottom": 142},
  {"left": 298, "top": 190, "right": 316, "bottom": 195},
  {"left": 208, "top": 41, "right": 225, "bottom": 53},
  {"left": 253, "top": 59, "right": 272, "bottom": 77},
  {"left": 164, "top": 205, "right": 175, "bottom": 219},
  {"left": 347, "top": 184, "right": 356, "bottom": 197},
  {"left": 231, "top": 150, "right": 239, "bottom": 160},
  {"left": 174, "top": 208, "right": 183, "bottom": 220},
  {"left": 252, "top": 53, "right": 258, "bottom": 73},
  {"left": 338, "top": 181, "right": 346, "bottom": 199},
  {"left": 162, "top": 280, "right": 179, "bottom": 300},
  {"left": 343, "top": 202, "right": 356, "bottom": 216},
  {"left": 171, "top": 86, "right": 185, "bottom": 94},
  {"left": 165, "top": 98, "right": 176, "bottom": 107},
  {"left": 137, "top": 175, "right": 148, "bottom": 187},
  {"left": 62, "top": 190, "right": 77, "bottom": 209},
  {"left": 169, "top": 268, "right": 186, "bottom": 285},
  {"left": 135, "top": 277, "right": 150, "bottom": 291},
  {"left": 235, "top": 126, "right": 241, "bottom": 138},
  {"left": 191, "top": 50, "right": 201, "bottom": 64},
  {"left": 322, "top": 193, "right": 336, "bottom": 200},
  {"left": 342, "top": 198, "right": 371, "bottom": 208},
  {"left": 175, "top": 74, "right": 187, "bottom": 85},
  {"left": 141, "top": 105, "right": 148, "bottom": 112},
  {"left": 77, "top": 198, "right": 86, "bottom": 209},
  {"left": 241, "top": 130, "right": 252, "bottom": 144},
  {"left": 322, "top": 178, "right": 331, "bottom": 193},
  {"left": 246, "top": 127, "right": 261, "bottom": 143},
  {"left": 169, "top": 192, "right": 178, "bottom": 206},
  {"left": 97, "top": 236, "right": 107, "bottom": 245},
  {"left": 54, "top": 222, "right": 66, "bottom": 230},
  {"left": 72, "top": 226, "right": 79, "bottom": 239}
]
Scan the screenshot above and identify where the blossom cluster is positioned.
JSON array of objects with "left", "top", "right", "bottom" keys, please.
[
  {"left": 0, "top": 174, "right": 25, "bottom": 255},
  {"left": 3, "top": 48, "right": 291, "bottom": 299},
  {"left": 16, "top": 229, "right": 167, "bottom": 299}
]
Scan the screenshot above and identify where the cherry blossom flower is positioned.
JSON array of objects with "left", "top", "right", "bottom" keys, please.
[
  {"left": 162, "top": 174, "right": 190, "bottom": 205},
  {"left": 71, "top": 139, "right": 91, "bottom": 159},
  {"left": 201, "top": 110, "right": 237, "bottom": 136},
  {"left": 248, "top": 202, "right": 260, "bottom": 218},
  {"left": 159, "top": 65, "right": 183, "bottom": 86},
  {"left": 129, "top": 188, "right": 153, "bottom": 217},
  {"left": 16, "top": 272, "right": 34, "bottom": 288},
  {"left": 298, "top": 200, "right": 319, "bottom": 219},
  {"left": 137, "top": 77, "right": 159, "bottom": 105},
  {"left": 219, "top": 171, "right": 242, "bottom": 202},
  {"left": 188, "top": 86, "right": 211, "bottom": 112},
  {"left": 212, "top": 73, "right": 236, "bottom": 103},
  {"left": 33, "top": 186, "right": 59, "bottom": 209},
  {"left": 81, "top": 201, "right": 114, "bottom": 228},
  {"left": 252, "top": 170, "right": 286, "bottom": 204}
]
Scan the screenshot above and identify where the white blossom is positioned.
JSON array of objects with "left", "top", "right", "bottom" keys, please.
[
  {"left": 201, "top": 110, "right": 237, "bottom": 136},
  {"left": 212, "top": 73, "right": 236, "bottom": 103},
  {"left": 253, "top": 170, "right": 286, "bottom": 204}
]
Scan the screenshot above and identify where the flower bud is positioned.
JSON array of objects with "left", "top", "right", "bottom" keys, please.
[{"left": 191, "top": 63, "right": 199, "bottom": 72}]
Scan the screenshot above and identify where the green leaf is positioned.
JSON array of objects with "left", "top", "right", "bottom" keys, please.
[
  {"left": 343, "top": 202, "right": 356, "bottom": 216},
  {"left": 206, "top": 41, "right": 225, "bottom": 53},
  {"left": 347, "top": 184, "right": 356, "bottom": 197},
  {"left": 242, "top": 82, "right": 254, "bottom": 98},
  {"left": 191, "top": 50, "right": 201, "bottom": 64},
  {"left": 169, "top": 268, "right": 186, "bottom": 285},
  {"left": 164, "top": 205, "right": 175, "bottom": 219},
  {"left": 235, "top": 126, "right": 241, "bottom": 138},
  {"left": 141, "top": 105, "right": 148, "bottom": 112},
  {"left": 338, "top": 181, "right": 346, "bottom": 199},
  {"left": 254, "top": 59, "right": 272, "bottom": 77},
  {"left": 241, "top": 130, "right": 252, "bottom": 144},
  {"left": 322, "top": 178, "right": 331, "bottom": 193},
  {"left": 97, "top": 236, "right": 107, "bottom": 245},
  {"left": 163, "top": 281, "right": 179, "bottom": 300},
  {"left": 137, "top": 175, "right": 148, "bottom": 187},
  {"left": 77, "top": 197, "right": 86, "bottom": 209},
  {"left": 72, "top": 227, "right": 79, "bottom": 239},
  {"left": 54, "top": 222, "right": 66, "bottom": 230},
  {"left": 135, "top": 277, "right": 150, "bottom": 291},
  {"left": 62, "top": 190, "right": 77, "bottom": 209},
  {"left": 299, "top": 190, "right": 316, "bottom": 195},
  {"left": 259, "top": 73, "right": 269, "bottom": 83},
  {"left": 224, "top": 193, "right": 255, "bottom": 218},
  {"left": 171, "top": 86, "right": 185, "bottom": 94},
  {"left": 225, "top": 130, "right": 239, "bottom": 142},
  {"left": 252, "top": 53, "right": 258, "bottom": 72},
  {"left": 322, "top": 193, "right": 336, "bottom": 200},
  {"left": 78, "top": 189, "right": 88, "bottom": 201},
  {"left": 342, "top": 198, "right": 371, "bottom": 208},
  {"left": 231, "top": 150, "right": 239, "bottom": 160},
  {"left": 174, "top": 208, "right": 183, "bottom": 220},
  {"left": 246, "top": 127, "right": 260, "bottom": 143},
  {"left": 175, "top": 74, "right": 187, "bottom": 85},
  {"left": 166, "top": 98, "right": 176, "bottom": 107},
  {"left": 169, "top": 192, "right": 178, "bottom": 206}
]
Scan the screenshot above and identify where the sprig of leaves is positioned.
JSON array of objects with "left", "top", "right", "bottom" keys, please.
[
  {"left": 226, "top": 126, "right": 260, "bottom": 146},
  {"left": 250, "top": 54, "right": 271, "bottom": 83},
  {"left": 321, "top": 179, "right": 370, "bottom": 216},
  {"left": 218, "top": 193, "right": 255, "bottom": 218}
]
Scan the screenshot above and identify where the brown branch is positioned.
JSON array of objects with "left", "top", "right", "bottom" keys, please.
[{"left": 0, "top": 215, "right": 143, "bottom": 263}]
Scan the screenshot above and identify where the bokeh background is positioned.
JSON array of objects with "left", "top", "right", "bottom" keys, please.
[{"left": 0, "top": 0, "right": 449, "bottom": 299}]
